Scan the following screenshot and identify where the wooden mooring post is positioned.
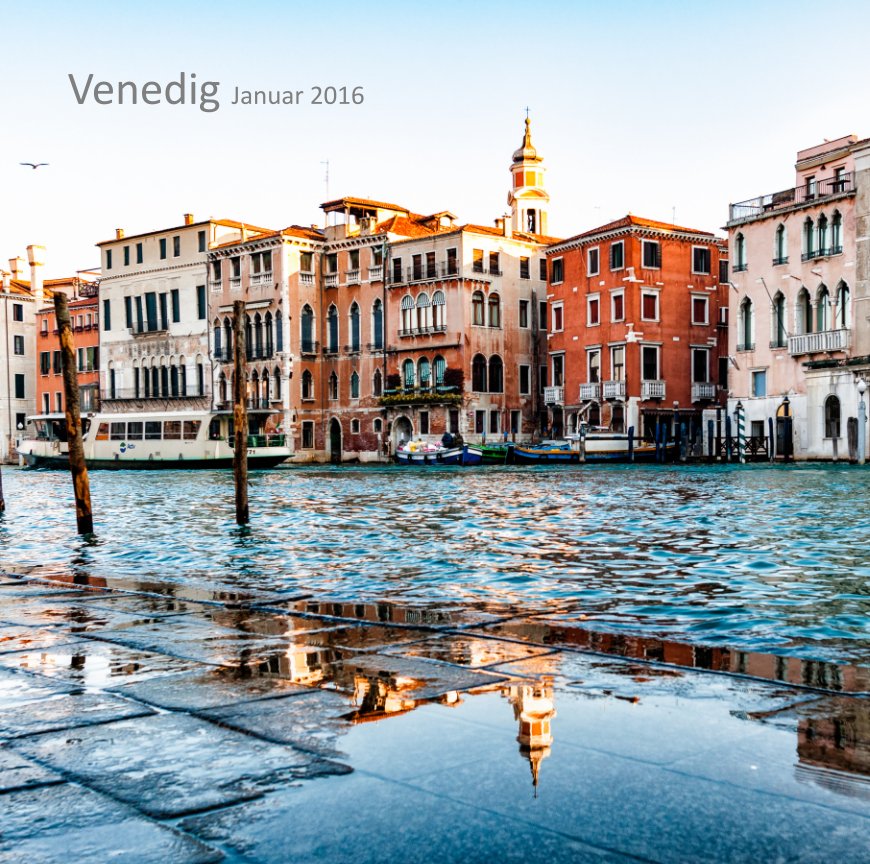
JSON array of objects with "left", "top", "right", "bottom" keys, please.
[
  {"left": 54, "top": 292, "right": 93, "bottom": 534},
  {"left": 232, "top": 300, "right": 249, "bottom": 525}
]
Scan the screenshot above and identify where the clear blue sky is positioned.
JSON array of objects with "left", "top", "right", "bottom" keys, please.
[{"left": 2, "top": 0, "right": 869, "bottom": 277}]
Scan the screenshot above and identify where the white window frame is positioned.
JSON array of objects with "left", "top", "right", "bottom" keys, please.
[
  {"left": 586, "top": 347, "right": 601, "bottom": 383},
  {"left": 587, "top": 246, "right": 600, "bottom": 277},
  {"left": 691, "top": 346, "right": 710, "bottom": 383},
  {"left": 518, "top": 298, "right": 530, "bottom": 329},
  {"left": 610, "top": 289, "right": 625, "bottom": 323},
  {"left": 640, "top": 343, "right": 661, "bottom": 381},
  {"left": 551, "top": 301, "right": 564, "bottom": 332},
  {"left": 587, "top": 293, "right": 600, "bottom": 327},
  {"left": 690, "top": 293, "right": 709, "bottom": 326},
  {"left": 642, "top": 239, "right": 660, "bottom": 269},
  {"left": 609, "top": 240, "right": 625, "bottom": 272},
  {"left": 641, "top": 289, "right": 660, "bottom": 322},
  {"left": 691, "top": 245, "right": 711, "bottom": 275},
  {"left": 551, "top": 257, "right": 564, "bottom": 285}
]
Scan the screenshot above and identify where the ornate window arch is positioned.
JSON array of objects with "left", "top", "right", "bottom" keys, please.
[
  {"left": 824, "top": 394, "right": 841, "bottom": 438},
  {"left": 401, "top": 294, "right": 414, "bottom": 333},
  {"left": 349, "top": 302, "right": 361, "bottom": 351},
  {"left": 472, "top": 353, "right": 487, "bottom": 391},
  {"left": 472, "top": 291, "right": 485, "bottom": 326},
  {"left": 416, "top": 292, "right": 431, "bottom": 332},
  {"left": 301, "top": 304, "right": 314, "bottom": 352},
  {"left": 432, "top": 291, "right": 446, "bottom": 330},
  {"left": 835, "top": 281, "right": 850, "bottom": 329},
  {"left": 488, "top": 355, "right": 504, "bottom": 392},
  {"left": 488, "top": 293, "right": 501, "bottom": 328},
  {"left": 327, "top": 304, "right": 339, "bottom": 352},
  {"left": 739, "top": 297, "right": 754, "bottom": 350}
]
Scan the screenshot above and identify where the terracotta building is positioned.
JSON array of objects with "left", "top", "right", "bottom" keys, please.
[{"left": 545, "top": 216, "right": 728, "bottom": 443}]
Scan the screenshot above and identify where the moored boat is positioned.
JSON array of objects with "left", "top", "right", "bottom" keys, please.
[
  {"left": 18, "top": 411, "right": 292, "bottom": 470},
  {"left": 512, "top": 439, "right": 583, "bottom": 464},
  {"left": 580, "top": 428, "right": 677, "bottom": 463},
  {"left": 477, "top": 443, "right": 512, "bottom": 465}
]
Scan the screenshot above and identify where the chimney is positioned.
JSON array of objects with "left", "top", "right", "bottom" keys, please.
[
  {"left": 495, "top": 217, "right": 504, "bottom": 232},
  {"left": 8, "top": 257, "right": 25, "bottom": 281},
  {"left": 240, "top": 223, "right": 248, "bottom": 242},
  {"left": 27, "top": 245, "right": 46, "bottom": 305},
  {"left": 1, "top": 270, "right": 9, "bottom": 293},
  {"left": 503, "top": 211, "right": 512, "bottom": 239},
  {"left": 115, "top": 228, "right": 125, "bottom": 239},
  {"left": 183, "top": 213, "right": 195, "bottom": 225}
]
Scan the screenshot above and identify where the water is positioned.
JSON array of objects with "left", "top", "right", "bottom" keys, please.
[{"left": 2, "top": 463, "right": 870, "bottom": 664}]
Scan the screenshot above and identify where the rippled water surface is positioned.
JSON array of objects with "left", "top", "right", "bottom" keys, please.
[{"left": 2, "top": 463, "right": 870, "bottom": 664}]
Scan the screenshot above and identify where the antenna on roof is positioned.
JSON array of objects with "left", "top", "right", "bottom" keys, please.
[
  {"left": 321, "top": 160, "right": 330, "bottom": 201},
  {"left": 672, "top": 206, "right": 676, "bottom": 226}
]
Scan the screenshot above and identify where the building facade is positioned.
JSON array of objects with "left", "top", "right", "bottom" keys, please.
[
  {"left": 726, "top": 135, "right": 868, "bottom": 459},
  {"left": 545, "top": 216, "right": 727, "bottom": 444}
]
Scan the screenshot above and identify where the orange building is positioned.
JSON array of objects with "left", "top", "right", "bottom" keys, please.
[
  {"left": 36, "top": 275, "right": 101, "bottom": 414},
  {"left": 545, "top": 216, "right": 728, "bottom": 444}
]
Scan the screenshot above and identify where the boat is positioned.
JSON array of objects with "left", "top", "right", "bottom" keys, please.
[
  {"left": 477, "top": 442, "right": 512, "bottom": 465},
  {"left": 18, "top": 411, "right": 292, "bottom": 470},
  {"left": 512, "top": 439, "right": 583, "bottom": 464},
  {"left": 579, "top": 427, "right": 676, "bottom": 463},
  {"left": 395, "top": 440, "right": 482, "bottom": 466}
]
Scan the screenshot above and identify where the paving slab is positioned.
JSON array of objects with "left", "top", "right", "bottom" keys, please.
[
  {"left": 13, "top": 712, "right": 350, "bottom": 818},
  {"left": 0, "top": 595, "right": 171, "bottom": 633},
  {"left": 0, "top": 783, "right": 222, "bottom": 863},
  {"left": 382, "top": 634, "right": 557, "bottom": 668},
  {"left": 0, "top": 626, "right": 88, "bottom": 656},
  {"left": 0, "top": 746, "right": 62, "bottom": 793},
  {"left": 181, "top": 772, "right": 634, "bottom": 864},
  {"left": 0, "top": 666, "right": 79, "bottom": 710}
]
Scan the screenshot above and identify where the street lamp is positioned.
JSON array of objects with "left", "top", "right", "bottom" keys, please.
[{"left": 858, "top": 379, "right": 867, "bottom": 466}]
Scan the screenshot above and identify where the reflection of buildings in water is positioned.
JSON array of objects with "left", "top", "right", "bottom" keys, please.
[
  {"left": 796, "top": 700, "right": 870, "bottom": 790},
  {"left": 508, "top": 678, "right": 556, "bottom": 796}
]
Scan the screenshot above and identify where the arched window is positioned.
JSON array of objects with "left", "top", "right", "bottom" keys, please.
[
  {"left": 264, "top": 312, "right": 274, "bottom": 357},
  {"left": 108, "top": 362, "right": 116, "bottom": 399},
  {"left": 797, "top": 287, "right": 813, "bottom": 335},
  {"left": 141, "top": 361, "right": 149, "bottom": 398},
  {"left": 432, "top": 291, "right": 445, "bottom": 330},
  {"left": 772, "top": 292, "right": 786, "bottom": 347},
  {"left": 416, "top": 293, "right": 431, "bottom": 332},
  {"left": 254, "top": 313, "right": 263, "bottom": 358},
  {"left": 735, "top": 233, "right": 746, "bottom": 270},
  {"left": 472, "top": 291, "right": 485, "bottom": 325},
  {"left": 401, "top": 295, "right": 414, "bottom": 333},
  {"left": 218, "top": 373, "right": 227, "bottom": 404},
  {"left": 434, "top": 355, "right": 446, "bottom": 387},
  {"left": 152, "top": 365, "right": 159, "bottom": 398},
  {"left": 160, "top": 363, "right": 169, "bottom": 397},
  {"left": 816, "top": 284, "right": 831, "bottom": 332},
  {"left": 488, "top": 293, "right": 501, "bottom": 328},
  {"left": 275, "top": 310, "right": 283, "bottom": 353},
  {"left": 223, "top": 318, "right": 232, "bottom": 361},
  {"left": 328, "top": 371, "right": 338, "bottom": 400},
  {"left": 372, "top": 299, "right": 383, "bottom": 349},
  {"left": 402, "top": 359, "right": 415, "bottom": 388},
  {"left": 774, "top": 224, "right": 787, "bottom": 263},
  {"left": 472, "top": 353, "right": 487, "bottom": 391},
  {"left": 817, "top": 213, "right": 829, "bottom": 254},
  {"left": 273, "top": 367, "right": 282, "bottom": 401},
  {"left": 824, "top": 395, "right": 841, "bottom": 438},
  {"left": 301, "top": 305, "right": 314, "bottom": 353},
  {"left": 488, "top": 355, "right": 504, "bottom": 393},
  {"left": 350, "top": 371, "right": 360, "bottom": 399},
  {"left": 213, "top": 319, "right": 222, "bottom": 361},
  {"left": 836, "top": 281, "right": 850, "bottom": 329},
  {"left": 739, "top": 297, "right": 754, "bottom": 350},
  {"left": 250, "top": 370, "right": 259, "bottom": 407},
  {"left": 831, "top": 210, "right": 843, "bottom": 252},
  {"left": 327, "top": 305, "right": 339, "bottom": 353},
  {"left": 245, "top": 315, "right": 253, "bottom": 360},
  {"left": 349, "top": 302, "right": 360, "bottom": 351},
  {"left": 418, "top": 357, "right": 430, "bottom": 390},
  {"left": 261, "top": 368, "right": 270, "bottom": 404},
  {"left": 803, "top": 217, "right": 815, "bottom": 257},
  {"left": 373, "top": 368, "right": 382, "bottom": 396},
  {"left": 301, "top": 369, "right": 313, "bottom": 400},
  {"left": 178, "top": 356, "right": 187, "bottom": 397}
]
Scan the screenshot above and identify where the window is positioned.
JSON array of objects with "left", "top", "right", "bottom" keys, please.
[
  {"left": 420, "top": 411, "right": 430, "bottom": 435},
  {"left": 772, "top": 293, "right": 787, "bottom": 347},
  {"left": 489, "top": 410, "right": 500, "bottom": 434},
  {"left": 302, "top": 421, "right": 314, "bottom": 449},
  {"left": 374, "top": 418, "right": 383, "bottom": 434},
  {"left": 836, "top": 282, "right": 850, "bottom": 329},
  {"left": 817, "top": 213, "right": 829, "bottom": 253},
  {"left": 42, "top": 393, "right": 49, "bottom": 412},
  {"left": 752, "top": 370, "right": 767, "bottom": 398},
  {"left": 610, "top": 241, "right": 624, "bottom": 271},
  {"left": 519, "top": 299, "right": 529, "bottom": 328},
  {"left": 301, "top": 305, "right": 314, "bottom": 352},
  {"left": 833, "top": 167, "right": 847, "bottom": 192},
  {"left": 372, "top": 299, "right": 384, "bottom": 348},
  {"left": 432, "top": 291, "right": 445, "bottom": 330},
  {"left": 816, "top": 285, "right": 831, "bottom": 332},
  {"left": 426, "top": 251, "right": 436, "bottom": 279},
  {"left": 54, "top": 393, "right": 62, "bottom": 412},
  {"left": 12, "top": 303, "right": 23, "bottom": 322},
  {"left": 327, "top": 304, "right": 338, "bottom": 352},
  {"left": 472, "top": 291, "right": 485, "bottom": 326},
  {"left": 169, "top": 288, "right": 180, "bottom": 324},
  {"left": 106, "top": 249, "right": 113, "bottom": 270},
  {"left": 196, "top": 284, "right": 206, "bottom": 320},
  {"left": 641, "top": 346, "right": 659, "bottom": 381},
  {"left": 402, "top": 359, "right": 415, "bottom": 388},
  {"left": 401, "top": 294, "right": 414, "bottom": 332},
  {"left": 519, "top": 364, "right": 530, "bottom": 395},
  {"left": 806, "top": 175, "right": 817, "bottom": 199},
  {"left": 159, "top": 238, "right": 167, "bottom": 259},
  {"left": 473, "top": 249, "right": 484, "bottom": 273},
  {"left": 824, "top": 395, "right": 841, "bottom": 438},
  {"left": 475, "top": 410, "right": 485, "bottom": 434},
  {"left": 641, "top": 291, "right": 659, "bottom": 321},
  {"left": 472, "top": 354, "right": 487, "bottom": 391},
  {"left": 587, "top": 247, "right": 600, "bottom": 276},
  {"left": 373, "top": 369, "right": 383, "bottom": 396},
  {"left": 14, "top": 374, "right": 25, "bottom": 399},
  {"left": 488, "top": 251, "right": 499, "bottom": 276},
  {"left": 692, "top": 247, "right": 711, "bottom": 274},
  {"left": 328, "top": 372, "right": 338, "bottom": 400},
  {"left": 159, "top": 292, "right": 169, "bottom": 330},
  {"left": 551, "top": 258, "right": 564, "bottom": 284},
  {"left": 551, "top": 354, "right": 564, "bottom": 387},
  {"left": 372, "top": 247, "right": 383, "bottom": 267},
  {"left": 446, "top": 247, "right": 458, "bottom": 275},
  {"left": 733, "top": 233, "right": 746, "bottom": 271},
  {"left": 53, "top": 351, "right": 62, "bottom": 373},
  {"left": 301, "top": 251, "right": 314, "bottom": 273},
  {"left": 301, "top": 369, "right": 313, "bottom": 400},
  {"left": 173, "top": 235, "right": 181, "bottom": 257},
  {"left": 739, "top": 297, "right": 754, "bottom": 349},
  {"left": 642, "top": 240, "right": 661, "bottom": 269},
  {"left": 418, "top": 357, "right": 430, "bottom": 389},
  {"left": 489, "top": 356, "right": 503, "bottom": 393},
  {"left": 41, "top": 317, "right": 48, "bottom": 334},
  {"left": 831, "top": 211, "right": 843, "bottom": 252},
  {"left": 13, "top": 335, "right": 24, "bottom": 355},
  {"left": 350, "top": 371, "right": 360, "bottom": 399},
  {"left": 124, "top": 245, "right": 130, "bottom": 266},
  {"left": 434, "top": 355, "right": 446, "bottom": 387},
  {"left": 774, "top": 224, "right": 787, "bottom": 264},
  {"left": 803, "top": 218, "right": 814, "bottom": 258},
  {"left": 692, "top": 348, "right": 709, "bottom": 383},
  {"left": 611, "top": 345, "right": 625, "bottom": 381},
  {"left": 251, "top": 251, "right": 272, "bottom": 276},
  {"left": 611, "top": 291, "right": 624, "bottom": 322},
  {"left": 539, "top": 259, "right": 547, "bottom": 281},
  {"left": 587, "top": 295, "right": 600, "bottom": 326},
  {"left": 488, "top": 293, "right": 501, "bottom": 328},
  {"left": 40, "top": 352, "right": 50, "bottom": 375},
  {"left": 416, "top": 293, "right": 431, "bottom": 331},
  {"left": 412, "top": 254, "right": 422, "bottom": 280},
  {"left": 392, "top": 258, "right": 402, "bottom": 283},
  {"left": 350, "top": 302, "right": 361, "bottom": 351},
  {"left": 136, "top": 242, "right": 143, "bottom": 263},
  {"left": 797, "top": 288, "right": 812, "bottom": 335},
  {"left": 719, "top": 259, "right": 729, "bottom": 284},
  {"left": 198, "top": 230, "right": 206, "bottom": 252},
  {"left": 520, "top": 257, "right": 530, "bottom": 279},
  {"left": 552, "top": 303, "right": 564, "bottom": 332},
  {"left": 588, "top": 349, "right": 600, "bottom": 383},
  {"left": 691, "top": 296, "right": 708, "bottom": 325}
]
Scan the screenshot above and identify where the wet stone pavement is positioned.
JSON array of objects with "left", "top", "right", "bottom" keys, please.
[{"left": 1, "top": 572, "right": 869, "bottom": 863}]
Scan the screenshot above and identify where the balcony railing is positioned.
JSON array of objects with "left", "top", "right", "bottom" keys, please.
[
  {"left": 788, "top": 328, "right": 850, "bottom": 356},
  {"left": 579, "top": 382, "right": 600, "bottom": 401},
  {"left": 229, "top": 276, "right": 241, "bottom": 291},
  {"left": 691, "top": 382, "right": 717, "bottom": 402},
  {"left": 300, "top": 340, "right": 319, "bottom": 355},
  {"left": 299, "top": 272, "right": 315, "bottom": 286},
  {"left": 772, "top": 256, "right": 788, "bottom": 266},
  {"left": 801, "top": 245, "right": 844, "bottom": 262},
  {"left": 346, "top": 269, "right": 360, "bottom": 284},
  {"left": 227, "top": 433, "right": 287, "bottom": 449},
  {"left": 732, "top": 263, "right": 748, "bottom": 273},
  {"left": 729, "top": 172, "right": 854, "bottom": 223},
  {"left": 543, "top": 385, "right": 564, "bottom": 405},
  {"left": 325, "top": 273, "right": 338, "bottom": 289},
  {"left": 641, "top": 380, "right": 666, "bottom": 400},
  {"left": 736, "top": 342, "right": 755, "bottom": 352},
  {"left": 343, "top": 344, "right": 361, "bottom": 354},
  {"left": 368, "top": 265, "right": 383, "bottom": 281},
  {"left": 602, "top": 380, "right": 626, "bottom": 399},
  {"left": 249, "top": 272, "right": 273, "bottom": 287},
  {"left": 208, "top": 279, "right": 222, "bottom": 293}
]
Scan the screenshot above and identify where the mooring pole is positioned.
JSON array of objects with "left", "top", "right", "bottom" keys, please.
[
  {"left": 54, "top": 292, "right": 93, "bottom": 534},
  {"left": 0, "top": 460, "right": 5, "bottom": 512},
  {"left": 232, "top": 300, "right": 249, "bottom": 525}
]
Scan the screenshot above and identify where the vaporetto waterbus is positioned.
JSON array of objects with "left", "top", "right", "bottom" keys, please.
[{"left": 18, "top": 411, "right": 292, "bottom": 470}]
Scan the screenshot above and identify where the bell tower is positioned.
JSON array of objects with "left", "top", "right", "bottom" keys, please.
[{"left": 508, "top": 114, "right": 549, "bottom": 235}]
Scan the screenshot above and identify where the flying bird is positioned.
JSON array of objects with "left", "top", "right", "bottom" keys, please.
[{"left": 20, "top": 162, "right": 49, "bottom": 170}]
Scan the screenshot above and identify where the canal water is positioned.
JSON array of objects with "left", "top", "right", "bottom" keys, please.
[{"left": 2, "top": 463, "right": 869, "bottom": 665}]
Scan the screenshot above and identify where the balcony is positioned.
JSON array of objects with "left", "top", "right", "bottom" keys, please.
[
  {"left": 300, "top": 340, "right": 319, "bottom": 356},
  {"left": 368, "top": 265, "right": 383, "bottom": 281},
  {"left": 343, "top": 344, "right": 361, "bottom": 355},
  {"left": 691, "top": 382, "right": 717, "bottom": 402},
  {"left": 801, "top": 246, "right": 843, "bottom": 262},
  {"left": 772, "top": 256, "right": 788, "bottom": 266},
  {"left": 641, "top": 380, "right": 666, "bottom": 400},
  {"left": 229, "top": 276, "right": 241, "bottom": 291},
  {"left": 325, "top": 273, "right": 338, "bottom": 289},
  {"left": 208, "top": 279, "right": 222, "bottom": 293},
  {"left": 543, "top": 386, "right": 564, "bottom": 405},
  {"left": 249, "top": 271, "right": 273, "bottom": 288},
  {"left": 737, "top": 342, "right": 755, "bottom": 352},
  {"left": 300, "top": 272, "right": 315, "bottom": 286},
  {"left": 602, "top": 380, "right": 626, "bottom": 400},
  {"left": 788, "top": 328, "right": 850, "bottom": 356},
  {"left": 346, "top": 269, "right": 360, "bottom": 285},
  {"left": 729, "top": 172, "right": 854, "bottom": 223},
  {"left": 579, "top": 382, "right": 600, "bottom": 401}
]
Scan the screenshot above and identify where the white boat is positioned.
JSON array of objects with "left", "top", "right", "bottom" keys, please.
[
  {"left": 18, "top": 411, "right": 292, "bottom": 470},
  {"left": 578, "top": 426, "right": 674, "bottom": 462}
]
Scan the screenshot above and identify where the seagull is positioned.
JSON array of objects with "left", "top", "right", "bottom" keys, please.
[{"left": 20, "top": 162, "right": 49, "bottom": 170}]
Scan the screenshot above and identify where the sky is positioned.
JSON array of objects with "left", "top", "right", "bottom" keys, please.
[{"left": 2, "top": 0, "right": 869, "bottom": 278}]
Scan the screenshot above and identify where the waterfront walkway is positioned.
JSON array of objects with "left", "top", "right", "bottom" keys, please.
[{"left": 1, "top": 568, "right": 869, "bottom": 863}]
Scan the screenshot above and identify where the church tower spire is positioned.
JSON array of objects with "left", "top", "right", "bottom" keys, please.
[{"left": 508, "top": 114, "right": 549, "bottom": 235}]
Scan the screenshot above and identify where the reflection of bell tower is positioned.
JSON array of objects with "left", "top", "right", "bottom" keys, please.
[
  {"left": 509, "top": 678, "right": 556, "bottom": 796},
  {"left": 508, "top": 115, "right": 549, "bottom": 236}
]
